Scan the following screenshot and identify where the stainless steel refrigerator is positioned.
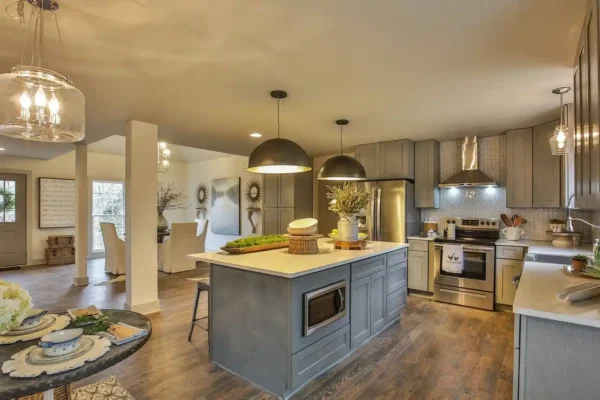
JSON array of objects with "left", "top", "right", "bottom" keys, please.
[{"left": 318, "top": 180, "right": 421, "bottom": 243}]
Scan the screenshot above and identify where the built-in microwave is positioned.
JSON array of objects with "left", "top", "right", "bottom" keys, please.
[{"left": 304, "top": 280, "right": 346, "bottom": 337}]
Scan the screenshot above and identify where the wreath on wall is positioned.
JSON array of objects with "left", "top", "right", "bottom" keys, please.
[
  {"left": 195, "top": 183, "right": 209, "bottom": 209},
  {"left": 244, "top": 179, "right": 263, "bottom": 209}
]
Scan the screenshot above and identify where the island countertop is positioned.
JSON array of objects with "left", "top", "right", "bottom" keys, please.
[{"left": 188, "top": 239, "right": 407, "bottom": 278}]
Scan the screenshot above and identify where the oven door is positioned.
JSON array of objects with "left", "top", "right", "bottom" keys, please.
[
  {"left": 304, "top": 281, "right": 346, "bottom": 337},
  {"left": 433, "top": 244, "right": 495, "bottom": 292}
]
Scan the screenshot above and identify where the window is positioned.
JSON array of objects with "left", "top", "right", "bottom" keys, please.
[
  {"left": 92, "top": 180, "right": 125, "bottom": 252},
  {"left": 0, "top": 180, "right": 16, "bottom": 223}
]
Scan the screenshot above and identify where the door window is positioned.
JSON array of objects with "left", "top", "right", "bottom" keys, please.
[
  {"left": 91, "top": 180, "right": 125, "bottom": 252},
  {"left": 0, "top": 180, "right": 16, "bottom": 223}
]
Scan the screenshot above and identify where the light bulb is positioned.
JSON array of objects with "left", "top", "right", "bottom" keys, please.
[
  {"left": 159, "top": 142, "right": 167, "bottom": 149},
  {"left": 20, "top": 92, "right": 32, "bottom": 109},
  {"left": 162, "top": 159, "right": 169, "bottom": 167},
  {"left": 34, "top": 87, "right": 47, "bottom": 107},
  {"left": 163, "top": 148, "right": 171, "bottom": 156},
  {"left": 49, "top": 93, "right": 59, "bottom": 114},
  {"left": 556, "top": 129, "right": 566, "bottom": 143},
  {"left": 557, "top": 141, "right": 565, "bottom": 150}
]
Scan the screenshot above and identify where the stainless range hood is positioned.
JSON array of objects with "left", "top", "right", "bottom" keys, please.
[{"left": 439, "top": 137, "right": 497, "bottom": 188}]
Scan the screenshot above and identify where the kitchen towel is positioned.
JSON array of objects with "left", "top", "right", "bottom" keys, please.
[{"left": 442, "top": 244, "right": 464, "bottom": 274}]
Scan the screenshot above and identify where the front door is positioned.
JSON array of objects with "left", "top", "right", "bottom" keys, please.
[{"left": 0, "top": 173, "right": 26, "bottom": 267}]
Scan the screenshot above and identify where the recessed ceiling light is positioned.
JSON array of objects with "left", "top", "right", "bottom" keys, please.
[
  {"left": 0, "top": 147, "right": 5, "bottom": 151},
  {"left": 250, "top": 132, "right": 262, "bottom": 138}
]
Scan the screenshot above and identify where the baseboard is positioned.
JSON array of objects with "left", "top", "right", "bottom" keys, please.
[
  {"left": 73, "top": 276, "right": 89, "bottom": 286},
  {"left": 124, "top": 299, "right": 161, "bottom": 315}
]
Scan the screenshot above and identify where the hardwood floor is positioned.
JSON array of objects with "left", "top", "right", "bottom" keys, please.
[{"left": 1, "top": 262, "right": 513, "bottom": 400}]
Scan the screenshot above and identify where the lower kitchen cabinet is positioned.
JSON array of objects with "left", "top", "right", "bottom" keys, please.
[
  {"left": 408, "top": 239, "right": 430, "bottom": 291},
  {"left": 370, "top": 270, "right": 387, "bottom": 335},
  {"left": 386, "top": 286, "right": 407, "bottom": 322},
  {"left": 350, "top": 275, "right": 371, "bottom": 348},
  {"left": 495, "top": 245, "right": 526, "bottom": 306}
]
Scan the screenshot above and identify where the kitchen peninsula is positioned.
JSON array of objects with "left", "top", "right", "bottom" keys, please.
[{"left": 188, "top": 239, "right": 408, "bottom": 399}]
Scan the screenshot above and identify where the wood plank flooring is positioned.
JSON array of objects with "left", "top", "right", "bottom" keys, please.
[{"left": 1, "top": 261, "right": 513, "bottom": 400}]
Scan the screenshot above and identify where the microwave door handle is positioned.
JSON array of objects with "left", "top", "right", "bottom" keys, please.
[{"left": 337, "top": 288, "right": 345, "bottom": 313}]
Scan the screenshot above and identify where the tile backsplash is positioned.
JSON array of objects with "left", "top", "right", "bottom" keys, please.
[{"left": 421, "top": 135, "right": 595, "bottom": 242}]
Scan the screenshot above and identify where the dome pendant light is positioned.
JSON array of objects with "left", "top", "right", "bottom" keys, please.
[
  {"left": 247, "top": 90, "right": 312, "bottom": 174},
  {"left": 549, "top": 87, "right": 571, "bottom": 156},
  {"left": 317, "top": 119, "right": 367, "bottom": 181}
]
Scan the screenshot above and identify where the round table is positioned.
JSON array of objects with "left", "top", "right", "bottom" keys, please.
[{"left": 0, "top": 309, "right": 151, "bottom": 399}]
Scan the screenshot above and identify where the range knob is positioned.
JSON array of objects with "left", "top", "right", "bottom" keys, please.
[
  {"left": 480, "top": 221, "right": 485, "bottom": 225},
  {"left": 492, "top": 221, "right": 496, "bottom": 226},
  {"left": 452, "top": 220, "right": 456, "bottom": 224},
  {"left": 447, "top": 219, "right": 451, "bottom": 224},
  {"left": 486, "top": 221, "right": 490, "bottom": 225}
]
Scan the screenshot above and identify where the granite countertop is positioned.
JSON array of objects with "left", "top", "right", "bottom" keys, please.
[
  {"left": 495, "top": 239, "right": 593, "bottom": 256},
  {"left": 514, "top": 261, "right": 600, "bottom": 328},
  {"left": 188, "top": 239, "right": 407, "bottom": 278},
  {"left": 407, "top": 235, "right": 440, "bottom": 241}
]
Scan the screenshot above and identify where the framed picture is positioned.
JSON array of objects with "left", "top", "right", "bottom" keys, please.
[
  {"left": 211, "top": 177, "right": 240, "bottom": 235},
  {"left": 39, "top": 178, "right": 76, "bottom": 229}
]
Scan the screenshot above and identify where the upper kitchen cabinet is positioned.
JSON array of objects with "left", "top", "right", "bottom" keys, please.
[
  {"left": 532, "top": 120, "right": 562, "bottom": 208},
  {"left": 414, "top": 140, "right": 440, "bottom": 208},
  {"left": 354, "top": 139, "right": 415, "bottom": 180},
  {"left": 262, "top": 171, "right": 313, "bottom": 234},
  {"left": 506, "top": 128, "right": 533, "bottom": 208}
]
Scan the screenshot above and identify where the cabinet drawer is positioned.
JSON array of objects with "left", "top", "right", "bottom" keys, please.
[
  {"left": 386, "top": 249, "right": 407, "bottom": 267},
  {"left": 291, "top": 325, "right": 351, "bottom": 388},
  {"left": 387, "top": 262, "right": 407, "bottom": 294},
  {"left": 497, "top": 246, "right": 525, "bottom": 260},
  {"left": 408, "top": 240, "right": 429, "bottom": 252},
  {"left": 351, "top": 256, "right": 385, "bottom": 281},
  {"left": 386, "top": 287, "right": 407, "bottom": 323}
]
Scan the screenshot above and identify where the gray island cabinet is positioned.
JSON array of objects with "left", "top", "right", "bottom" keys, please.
[{"left": 189, "top": 240, "right": 407, "bottom": 399}]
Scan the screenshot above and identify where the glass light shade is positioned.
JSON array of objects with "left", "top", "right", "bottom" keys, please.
[
  {"left": 0, "top": 65, "right": 85, "bottom": 142},
  {"left": 549, "top": 124, "right": 569, "bottom": 155},
  {"left": 247, "top": 138, "right": 312, "bottom": 174},
  {"left": 317, "top": 155, "right": 367, "bottom": 180}
]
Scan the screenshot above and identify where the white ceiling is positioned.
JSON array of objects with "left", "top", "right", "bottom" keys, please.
[
  {"left": 88, "top": 134, "right": 231, "bottom": 163},
  {"left": 0, "top": 0, "right": 587, "bottom": 159}
]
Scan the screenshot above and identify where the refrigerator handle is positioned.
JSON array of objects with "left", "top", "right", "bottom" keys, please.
[
  {"left": 370, "top": 187, "right": 377, "bottom": 241},
  {"left": 377, "top": 187, "right": 382, "bottom": 241}
]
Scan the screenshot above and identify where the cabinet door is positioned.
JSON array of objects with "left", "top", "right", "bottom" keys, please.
[
  {"left": 589, "top": 2, "right": 600, "bottom": 209},
  {"left": 370, "top": 270, "right": 387, "bottom": 336},
  {"left": 379, "top": 140, "right": 414, "bottom": 180},
  {"left": 532, "top": 120, "right": 561, "bottom": 208},
  {"left": 582, "top": 29, "right": 591, "bottom": 208},
  {"left": 414, "top": 140, "right": 440, "bottom": 208},
  {"left": 506, "top": 129, "right": 533, "bottom": 208},
  {"left": 354, "top": 144, "right": 379, "bottom": 180},
  {"left": 408, "top": 251, "right": 428, "bottom": 291},
  {"left": 575, "top": 61, "right": 584, "bottom": 207},
  {"left": 278, "top": 208, "right": 295, "bottom": 234},
  {"left": 263, "top": 175, "right": 279, "bottom": 208},
  {"left": 278, "top": 174, "right": 295, "bottom": 208},
  {"left": 262, "top": 208, "right": 279, "bottom": 235},
  {"left": 350, "top": 276, "right": 371, "bottom": 348},
  {"left": 496, "top": 259, "right": 522, "bottom": 305}
]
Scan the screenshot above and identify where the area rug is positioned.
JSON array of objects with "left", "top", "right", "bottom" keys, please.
[{"left": 71, "top": 376, "right": 134, "bottom": 400}]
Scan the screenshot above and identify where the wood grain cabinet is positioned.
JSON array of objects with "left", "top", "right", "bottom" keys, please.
[
  {"left": 506, "top": 128, "right": 533, "bottom": 208},
  {"left": 354, "top": 143, "right": 379, "bottom": 180},
  {"left": 414, "top": 140, "right": 440, "bottom": 208},
  {"left": 495, "top": 245, "right": 525, "bottom": 306},
  {"left": 533, "top": 120, "right": 562, "bottom": 208},
  {"left": 407, "top": 239, "right": 429, "bottom": 292},
  {"left": 354, "top": 140, "right": 414, "bottom": 180},
  {"left": 261, "top": 171, "right": 313, "bottom": 234}
]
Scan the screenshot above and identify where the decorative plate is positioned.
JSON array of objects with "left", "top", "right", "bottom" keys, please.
[
  {"left": 0, "top": 315, "right": 70, "bottom": 345},
  {"left": 2, "top": 335, "right": 111, "bottom": 377},
  {"left": 27, "top": 336, "right": 94, "bottom": 365}
]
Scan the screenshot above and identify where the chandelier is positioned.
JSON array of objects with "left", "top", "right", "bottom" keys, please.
[
  {"left": 549, "top": 87, "right": 571, "bottom": 156},
  {"left": 157, "top": 142, "right": 171, "bottom": 173},
  {"left": 0, "top": 0, "right": 85, "bottom": 142}
]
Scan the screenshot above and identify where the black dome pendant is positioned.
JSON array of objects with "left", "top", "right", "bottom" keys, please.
[
  {"left": 247, "top": 90, "right": 312, "bottom": 174},
  {"left": 317, "top": 119, "right": 367, "bottom": 181}
]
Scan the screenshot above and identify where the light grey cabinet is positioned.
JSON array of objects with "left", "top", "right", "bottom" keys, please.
[
  {"left": 370, "top": 270, "right": 387, "bottom": 335},
  {"left": 350, "top": 275, "right": 371, "bottom": 348},
  {"left": 262, "top": 171, "right": 313, "bottom": 234},
  {"left": 354, "top": 139, "right": 414, "bottom": 180},
  {"left": 262, "top": 208, "right": 279, "bottom": 235},
  {"left": 408, "top": 250, "right": 428, "bottom": 291},
  {"left": 278, "top": 208, "right": 295, "bottom": 235},
  {"left": 354, "top": 143, "right": 379, "bottom": 180},
  {"left": 533, "top": 120, "right": 561, "bottom": 208},
  {"left": 506, "top": 128, "right": 533, "bottom": 208},
  {"left": 386, "top": 286, "right": 406, "bottom": 323},
  {"left": 263, "top": 175, "right": 279, "bottom": 208},
  {"left": 495, "top": 245, "right": 525, "bottom": 306},
  {"left": 278, "top": 174, "right": 295, "bottom": 208},
  {"left": 414, "top": 140, "right": 440, "bottom": 208}
]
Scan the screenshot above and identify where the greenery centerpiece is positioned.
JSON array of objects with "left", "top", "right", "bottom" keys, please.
[
  {"left": 0, "top": 187, "right": 15, "bottom": 221},
  {"left": 326, "top": 182, "right": 371, "bottom": 241},
  {"left": 157, "top": 182, "right": 188, "bottom": 232},
  {"left": 0, "top": 280, "right": 32, "bottom": 334}
]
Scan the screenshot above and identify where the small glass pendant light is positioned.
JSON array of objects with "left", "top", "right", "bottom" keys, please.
[
  {"left": 317, "top": 119, "right": 367, "bottom": 180},
  {"left": 549, "top": 87, "right": 571, "bottom": 156},
  {"left": 247, "top": 90, "right": 312, "bottom": 174}
]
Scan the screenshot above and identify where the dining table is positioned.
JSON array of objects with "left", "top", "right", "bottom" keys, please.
[{"left": 0, "top": 309, "right": 151, "bottom": 399}]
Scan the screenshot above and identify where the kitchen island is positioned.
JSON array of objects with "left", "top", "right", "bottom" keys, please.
[{"left": 188, "top": 239, "right": 408, "bottom": 399}]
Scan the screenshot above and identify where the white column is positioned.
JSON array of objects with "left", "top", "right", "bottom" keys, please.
[
  {"left": 124, "top": 121, "right": 160, "bottom": 314},
  {"left": 73, "top": 143, "right": 89, "bottom": 286}
]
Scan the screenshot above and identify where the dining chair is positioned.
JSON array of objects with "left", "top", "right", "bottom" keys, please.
[
  {"left": 157, "top": 222, "right": 198, "bottom": 273},
  {"left": 100, "top": 223, "right": 126, "bottom": 275},
  {"left": 196, "top": 219, "right": 209, "bottom": 253}
]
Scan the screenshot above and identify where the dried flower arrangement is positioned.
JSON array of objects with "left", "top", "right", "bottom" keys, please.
[
  {"left": 157, "top": 182, "right": 187, "bottom": 215},
  {"left": 326, "top": 182, "right": 371, "bottom": 214}
]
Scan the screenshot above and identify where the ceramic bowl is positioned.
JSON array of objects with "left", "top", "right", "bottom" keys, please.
[
  {"left": 287, "top": 226, "right": 318, "bottom": 236},
  {"left": 39, "top": 328, "right": 83, "bottom": 357},
  {"left": 288, "top": 218, "right": 318, "bottom": 229},
  {"left": 16, "top": 308, "right": 47, "bottom": 330}
]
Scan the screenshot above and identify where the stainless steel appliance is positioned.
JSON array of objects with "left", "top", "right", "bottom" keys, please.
[
  {"left": 431, "top": 217, "right": 499, "bottom": 310},
  {"left": 439, "top": 137, "right": 497, "bottom": 188},
  {"left": 304, "top": 280, "right": 346, "bottom": 336},
  {"left": 317, "top": 180, "right": 420, "bottom": 243}
]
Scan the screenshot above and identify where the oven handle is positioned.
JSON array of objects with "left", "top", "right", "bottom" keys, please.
[
  {"left": 434, "top": 244, "right": 495, "bottom": 253},
  {"left": 439, "top": 288, "right": 488, "bottom": 298}
]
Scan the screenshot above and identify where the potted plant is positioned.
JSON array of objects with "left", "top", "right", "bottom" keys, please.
[
  {"left": 572, "top": 254, "right": 588, "bottom": 272},
  {"left": 326, "top": 182, "right": 371, "bottom": 241},
  {"left": 157, "top": 182, "right": 187, "bottom": 232}
]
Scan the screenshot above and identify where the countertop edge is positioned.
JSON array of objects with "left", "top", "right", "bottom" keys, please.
[{"left": 513, "top": 306, "right": 600, "bottom": 329}]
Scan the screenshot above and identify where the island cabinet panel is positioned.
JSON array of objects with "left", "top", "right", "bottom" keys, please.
[
  {"left": 350, "top": 275, "right": 371, "bottom": 348},
  {"left": 370, "top": 270, "right": 387, "bottom": 335},
  {"left": 387, "top": 262, "right": 407, "bottom": 294},
  {"left": 386, "top": 286, "right": 407, "bottom": 323},
  {"left": 351, "top": 255, "right": 386, "bottom": 281},
  {"left": 386, "top": 248, "right": 407, "bottom": 267}
]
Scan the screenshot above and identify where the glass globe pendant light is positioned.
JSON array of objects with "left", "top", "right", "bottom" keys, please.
[
  {"left": 157, "top": 142, "right": 171, "bottom": 173},
  {"left": 0, "top": 0, "right": 85, "bottom": 143},
  {"left": 247, "top": 90, "right": 312, "bottom": 174},
  {"left": 549, "top": 87, "right": 571, "bottom": 156},
  {"left": 317, "top": 119, "right": 367, "bottom": 180}
]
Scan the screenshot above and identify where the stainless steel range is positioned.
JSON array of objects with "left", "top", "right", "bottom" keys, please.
[{"left": 431, "top": 217, "right": 499, "bottom": 310}]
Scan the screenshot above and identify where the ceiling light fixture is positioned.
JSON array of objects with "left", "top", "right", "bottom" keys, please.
[
  {"left": 549, "top": 87, "right": 571, "bottom": 156},
  {"left": 0, "top": 147, "right": 5, "bottom": 151},
  {"left": 317, "top": 119, "right": 367, "bottom": 181},
  {"left": 0, "top": 0, "right": 84, "bottom": 143},
  {"left": 250, "top": 132, "right": 262, "bottom": 138},
  {"left": 247, "top": 90, "right": 311, "bottom": 174},
  {"left": 157, "top": 142, "right": 171, "bottom": 173}
]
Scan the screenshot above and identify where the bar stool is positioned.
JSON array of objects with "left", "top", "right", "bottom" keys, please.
[{"left": 188, "top": 278, "right": 210, "bottom": 341}]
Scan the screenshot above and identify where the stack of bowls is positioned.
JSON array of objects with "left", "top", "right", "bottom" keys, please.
[{"left": 287, "top": 218, "right": 318, "bottom": 236}]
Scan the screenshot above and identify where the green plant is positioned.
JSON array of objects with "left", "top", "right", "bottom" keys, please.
[
  {"left": 157, "top": 182, "right": 187, "bottom": 214},
  {"left": 82, "top": 314, "right": 113, "bottom": 335},
  {"left": 0, "top": 187, "right": 15, "bottom": 214},
  {"left": 326, "top": 182, "right": 371, "bottom": 214},
  {"left": 572, "top": 254, "right": 588, "bottom": 262},
  {"left": 225, "top": 235, "right": 288, "bottom": 248}
]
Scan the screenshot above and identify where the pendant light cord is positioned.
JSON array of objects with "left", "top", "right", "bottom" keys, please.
[
  {"left": 277, "top": 97, "right": 280, "bottom": 139},
  {"left": 340, "top": 124, "right": 344, "bottom": 156},
  {"left": 559, "top": 92, "right": 564, "bottom": 127}
]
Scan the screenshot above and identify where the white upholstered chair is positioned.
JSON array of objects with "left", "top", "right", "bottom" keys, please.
[
  {"left": 196, "top": 219, "right": 209, "bottom": 253},
  {"left": 100, "top": 223, "right": 126, "bottom": 275},
  {"left": 157, "top": 222, "right": 198, "bottom": 273}
]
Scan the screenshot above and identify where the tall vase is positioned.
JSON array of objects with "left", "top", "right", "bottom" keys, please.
[
  {"left": 337, "top": 213, "right": 359, "bottom": 241},
  {"left": 157, "top": 213, "right": 169, "bottom": 232}
]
